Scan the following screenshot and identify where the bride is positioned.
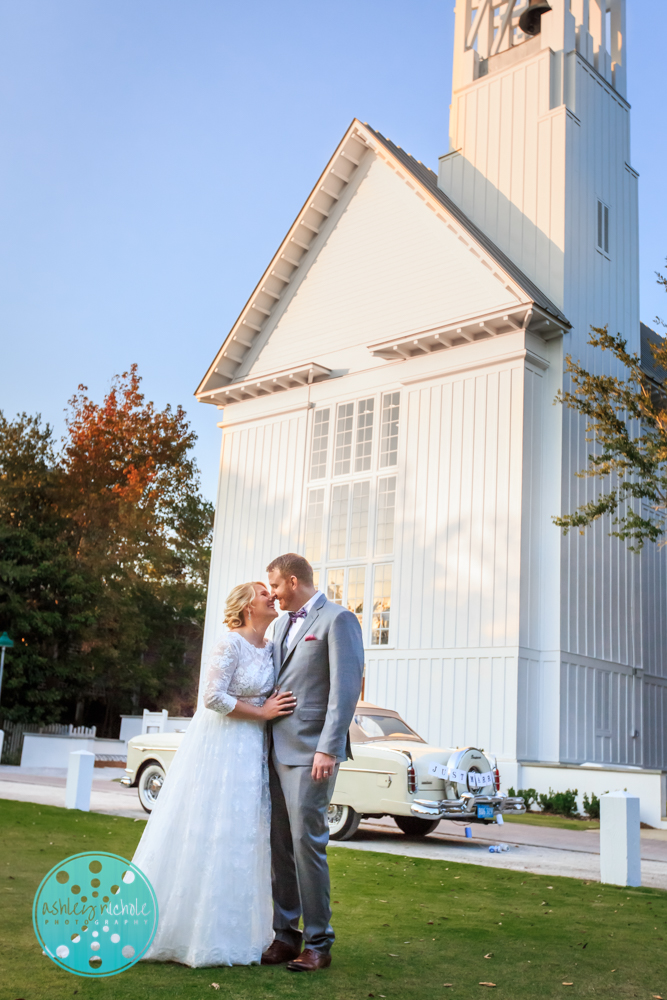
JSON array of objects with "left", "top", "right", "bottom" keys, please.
[{"left": 132, "top": 581, "right": 296, "bottom": 967}]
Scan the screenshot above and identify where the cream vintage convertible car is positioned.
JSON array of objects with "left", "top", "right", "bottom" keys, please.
[{"left": 121, "top": 701, "right": 525, "bottom": 838}]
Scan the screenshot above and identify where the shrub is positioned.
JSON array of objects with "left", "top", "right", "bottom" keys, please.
[
  {"left": 507, "top": 787, "right": 539, "bottom": 811},
  {"left": 582, "top": 791, "right": 605, "bottom": 819},
  {"left": 538, "top": 787, "right": 578, "bottom": 817}
]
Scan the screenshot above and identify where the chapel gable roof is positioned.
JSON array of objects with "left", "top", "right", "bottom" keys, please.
[{"left": 196, "top": 119, "right": 570, "bottom": 405}]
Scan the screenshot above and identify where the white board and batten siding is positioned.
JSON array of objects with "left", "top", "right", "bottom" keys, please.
[
  {"left": 208, "top": 333, "right": 564, "bottom": 767},
  {"left": 641, "top": 526, "right": 667, "bottom": 771},
  {"left": 366, "top": 358, "right": 526, "bottom": 760},
  {"left": 557, "top": 55, "right": 667, "bottom": 770},
  {"left": 440, "top": 0, "right": 667, "bottom": 775},
  {"left": 199, "top": 405, "right": 310, "bottom": 694},
  {"left": 440, "top": 44, "right": 566, "bottom": 312},
  {"left": 368, "top": 653, "right": 518, "bottom": 763}
]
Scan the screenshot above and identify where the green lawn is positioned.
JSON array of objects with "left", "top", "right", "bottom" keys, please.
[
  {"left": 503, "top": 813, "right": 600, "bottom": 831},
  {"left": 2, "top": 799, "right": 666, "bottom": 999}
]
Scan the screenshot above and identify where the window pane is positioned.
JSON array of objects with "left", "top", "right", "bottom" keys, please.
[
  {"left": 597, "top": 199, "right": 603, "bottom": 249},
  {"left": 353, "top": 713, "right": 417, "bottom": 741},
  {"left": 604, "top": 204, "right": 609, "bottom": 254},
  {"left": 327, "top": 568, "right": 344, "bottom": 605},
  {"left": 354, "top": 397, "right": 375, "bottom": 472},
  {"left": 376, "top": 476, "right": 396, "bottom": 555},
  {"left": 372, "top": 564, "right": 392, "bottom": 645},
  {"left": 310, "top": 408, "right": 330, "bottom": 480},
  {"left": 347, "top": 566, "right": 366, "bottom": 627},
  {"left": 305, "top": 488, "right": 325, "bottom": 563},
  {"left": 329, "top": 484, "right": 349, "bottom": 559},
  {"left": 349, "top": 480, "right": 370, "bottom": 557},
  {"left": 334, "top": 402, "right": 354, "bottom": 476},
  {"left": 312, "top": 569, "right": 320, "bottom": 590},
  {"left": 379, "top": 392, "right": 400, "bottom": 468}
]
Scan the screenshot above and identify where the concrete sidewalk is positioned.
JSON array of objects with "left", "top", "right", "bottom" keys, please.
[
  {"left": 3, "top": 766, "right": 667, "bottom": 887},
  {"left": 335, "top": 817, "right": 667, "bottom": 889},
  {"left": 0, "top": 764, "right": 146, "bottom": 820},
  {"left": 432, "top": 816, "right": 667, "bottom": 862},
  {"left": 354, "top": 814, "right": 667, "bottom": 862}
]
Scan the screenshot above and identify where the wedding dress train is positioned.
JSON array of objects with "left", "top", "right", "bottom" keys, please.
[{"left": 132, "top": 632, "right": 275, "bottom": 967}]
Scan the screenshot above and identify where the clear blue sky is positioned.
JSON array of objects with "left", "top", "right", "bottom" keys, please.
[{"left": 1, "top": 1, "right": 665, "bottom": 501}]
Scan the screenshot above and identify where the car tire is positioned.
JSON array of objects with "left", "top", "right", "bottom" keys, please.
[
  {"left": 328, "top": 804, "right": 361, "bottom": 841},
  {"left": 137, "top": 762, "right": 166, "bottom": 813},
  {"left": 394, "top": 815, "right": 440, "bottom": 836}
]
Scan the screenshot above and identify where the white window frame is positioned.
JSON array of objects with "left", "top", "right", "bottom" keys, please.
[
  {"left": 370, "top": 562, "right": 393, "bottom": 647},
  {"left": 309, "top": 406, "right": 331, "bottom": 481},
  {"left": 302, "top": 390, "right": 401, "bottom": 647},
  {"left": 325, "top": 564, "right": 367, "bottom": 630},
  {"left": 596, "top": 197, "right": 610, "bottom": 258}
]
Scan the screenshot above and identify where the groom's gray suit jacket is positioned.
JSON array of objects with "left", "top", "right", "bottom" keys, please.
[{"left": 271, "top": 593, "right": 364, "bottom": 764}]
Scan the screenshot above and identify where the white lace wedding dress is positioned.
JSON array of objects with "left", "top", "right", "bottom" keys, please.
[{"left": 132, "top": 632, "right": 275, "bottom": 967}]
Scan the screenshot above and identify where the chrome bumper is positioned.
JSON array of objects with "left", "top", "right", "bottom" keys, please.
[
  {"left": 119, "top": 775, "right": 132, "bottom": 787},
  {"left": 411, "top": 794, "right": 525, "bottom": 820}
]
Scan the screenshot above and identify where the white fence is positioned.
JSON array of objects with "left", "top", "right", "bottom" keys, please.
[{"left": 0, "top": 719, "right": 96, "bottom": 765}]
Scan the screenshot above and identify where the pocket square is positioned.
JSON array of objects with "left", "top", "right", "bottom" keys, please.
[{"left": 304, "top": 634, "right": 319, "bottom": 641}]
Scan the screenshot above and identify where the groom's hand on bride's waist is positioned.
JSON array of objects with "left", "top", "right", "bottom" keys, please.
[{"left": 312, "top": 752, "right": 336, "bottom": 782}]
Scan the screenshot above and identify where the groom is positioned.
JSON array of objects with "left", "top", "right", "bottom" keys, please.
[{"left": 262, "top": 553, "right": 364, "bottom": 972}]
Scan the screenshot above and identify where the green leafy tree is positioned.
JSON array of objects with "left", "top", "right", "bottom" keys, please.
[
  {"left": 555, "top": 265, "right": 667, "bottom": 550},
  {"left": 0, "top": 414, "right": 96, "bottom": 723}
]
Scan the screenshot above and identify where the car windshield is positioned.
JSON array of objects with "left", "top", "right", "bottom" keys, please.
[{"left": 352, "top": 713, "right": 424, "bottom": 742}]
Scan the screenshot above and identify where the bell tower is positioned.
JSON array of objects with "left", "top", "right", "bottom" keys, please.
[
  {"left": 439, "top": 0, "right": 636, "bottom": 352},
  {"left": 441, "top": 0, "right": 644, "bottom": 769}
]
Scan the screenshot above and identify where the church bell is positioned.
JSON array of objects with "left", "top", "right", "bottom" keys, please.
[{"left": 518, "top": 0, "right": 553, "bottom": 36}]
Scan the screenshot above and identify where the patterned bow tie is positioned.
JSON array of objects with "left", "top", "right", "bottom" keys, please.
[{"left": 288, "top": 608, "right": 308, "bottom": 625}]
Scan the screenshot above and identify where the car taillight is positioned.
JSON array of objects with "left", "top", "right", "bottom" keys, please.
[
  {"left": 494, "top": 766, "right": 500, "bottom": 792},
  {"left": 407, "top": 763, "right": 417, "bottom": 794}
]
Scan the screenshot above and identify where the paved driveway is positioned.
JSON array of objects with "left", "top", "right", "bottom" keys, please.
[{"left": 334, "top": 816, "right": 667, "bottom": 889}]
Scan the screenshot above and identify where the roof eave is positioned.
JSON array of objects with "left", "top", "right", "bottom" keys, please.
[{"left": 195, "top": 118, "right": 374, "bottom": 400}]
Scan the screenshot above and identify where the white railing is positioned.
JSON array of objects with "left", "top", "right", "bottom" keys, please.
[{"left": 0, "top": 719, "right": 96, "bottom": 764}]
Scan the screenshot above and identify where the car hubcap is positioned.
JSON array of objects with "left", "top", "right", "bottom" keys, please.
[
  {"left": 328, "top": 804, "right": 344, "bottom": 828},
  {"left": 145, "top": 772, "right": 164, "bottom": 801}
]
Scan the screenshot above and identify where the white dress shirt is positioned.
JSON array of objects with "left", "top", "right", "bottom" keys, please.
[{"left": 285, "top": 590, "right": 324, "bottom": 649}]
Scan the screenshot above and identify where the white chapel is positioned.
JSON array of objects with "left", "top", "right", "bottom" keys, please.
[{"left": 196, "top": 0, "right": 667, "bottom": 809}]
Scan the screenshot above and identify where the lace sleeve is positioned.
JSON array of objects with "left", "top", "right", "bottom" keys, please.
[{"left": 202, "top": 637, "right": 239, "bottom": 716}]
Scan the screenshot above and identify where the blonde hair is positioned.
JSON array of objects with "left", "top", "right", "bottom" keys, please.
[{"left": 223, "top": 581, "right": 266, "bottom": 629}]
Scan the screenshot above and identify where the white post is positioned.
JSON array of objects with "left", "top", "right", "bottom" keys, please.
[
  {"left": 600, "top": 791, "right": 641, "bottom": 887},
  {"left": 142, "top": 708, "right": 168, "bottom": 734},
  {"left": 65, "top": 750, "right": 95, "bottom": 811},
  {"left": 0, "top": 729, "right": 4, "bottom": 764}
]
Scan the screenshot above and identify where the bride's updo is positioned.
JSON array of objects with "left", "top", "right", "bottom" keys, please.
[{"left": 223, "top": 582, "right": 263, "bottom": 629}]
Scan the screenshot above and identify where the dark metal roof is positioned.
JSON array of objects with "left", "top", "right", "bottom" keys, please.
[
  {"left": 364, "top": 124, "right": 570, "bottom": 328},
  {"left": 640, "top": 322, "right": 667, "bottom": 385}
]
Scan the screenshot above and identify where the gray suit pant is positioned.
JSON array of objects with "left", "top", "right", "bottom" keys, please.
[{"left": 269, "top": 751, "right": 338, "bottom": 954}]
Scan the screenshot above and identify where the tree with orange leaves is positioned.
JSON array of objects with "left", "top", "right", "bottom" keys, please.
[{"left": 0, "top": 366, "right": 213, "bottom": 736}]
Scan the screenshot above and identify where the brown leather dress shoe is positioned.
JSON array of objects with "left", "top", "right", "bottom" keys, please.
[
  {"left": 261, "top": 940, "right": 302, "bottom": 965},
  {"left": 286, "top": 948, "right": 332, "bottom": 972}
]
